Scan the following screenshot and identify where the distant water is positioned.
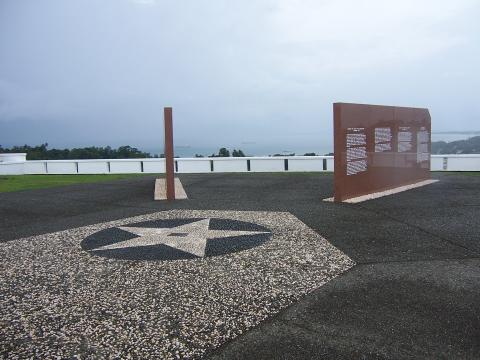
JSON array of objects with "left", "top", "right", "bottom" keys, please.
[
  {"left": 143, "top": 132, "right": 478, "bottom": 158},
  {"left": 144, "top": 143, "right": 334, "bottom": 158}
]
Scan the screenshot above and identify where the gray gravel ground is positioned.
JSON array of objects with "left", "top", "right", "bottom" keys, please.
[
  {"left": 0, "top": 209, "right": 353, "bottom": 359},
  {"left": 1, "top": 172, "right": 479, "bottom": 359}
]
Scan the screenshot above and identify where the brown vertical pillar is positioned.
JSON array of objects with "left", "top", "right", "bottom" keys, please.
[
  {"left": 333, "top": 103, "right": 343, "bottom": 202},
  {"left": 164, "top": 107, "right": 175, "bottom": 201}
]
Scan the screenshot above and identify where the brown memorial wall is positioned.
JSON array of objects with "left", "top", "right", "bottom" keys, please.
[{"left": 333, "top": 102, "right": 431, "bottom": 202}]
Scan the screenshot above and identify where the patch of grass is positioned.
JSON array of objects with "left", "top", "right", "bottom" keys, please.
[
  {"left": 270, "top": 171, "right": 333, "bottom": 176},
  {"left": 435, "top": 171, "right": 480, "bottom": 176},
  {"left": 0, "top": 174, "right": 154, "bottom": 193},
  {"left": 219, "top": 171, "right": 332, "bottom": 176}
]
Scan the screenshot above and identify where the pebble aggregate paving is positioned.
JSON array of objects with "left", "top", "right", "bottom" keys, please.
[{"left": 0, "top": 209, "right": 354, "bottom": 359}]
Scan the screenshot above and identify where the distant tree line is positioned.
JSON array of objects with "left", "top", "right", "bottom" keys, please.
[
  {"left": 0, "top": 143, "right": 155, "bottom": 160},
  {"left": 1, "top": 143, "right": 341, "bottom": 159},
  {"left": 432, "top": 136, "right": 480, "bottom": 154},
  {"left": 271, "top": 152, "right": 327, "bottom": 156},
  {"left": 206, "top": 148, "right": 246, "bottom": 157}
]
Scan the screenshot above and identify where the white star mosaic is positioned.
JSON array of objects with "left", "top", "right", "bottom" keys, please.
[{"left": 93, "top": 218, "right": 270, "bottom": 257}]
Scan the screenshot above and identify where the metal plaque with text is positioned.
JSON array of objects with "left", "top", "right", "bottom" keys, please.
[{"left": 333, "top": 102, "right": 431, "bottom": 202}]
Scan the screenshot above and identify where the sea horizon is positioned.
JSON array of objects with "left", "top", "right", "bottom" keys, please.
[
  {"left": 144, "top": 132, "right": 478, "bottom": 158},
  {"left": 2, "top": 132, "right": 478, "bottom": 158}
]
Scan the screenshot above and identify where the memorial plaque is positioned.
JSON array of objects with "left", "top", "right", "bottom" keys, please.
[
  {"left": 333, "top": 102, "right": 431, "bottom": 202},
  {"left": 398, "top": 127, "right": 413, "bottom": 152},
  {"left": 374, "top": 127, "right": 392, "bottom": 153},
  {"left": 417, "top": 127, "right": 430, "bottom": 163},
  {"left": 346, "top": 127, "right": 368, "bottom": 175}
]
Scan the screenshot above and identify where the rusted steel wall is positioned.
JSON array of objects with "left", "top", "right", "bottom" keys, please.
[{"left": 333, "top": 103, "right": 431, "bottom": 202}]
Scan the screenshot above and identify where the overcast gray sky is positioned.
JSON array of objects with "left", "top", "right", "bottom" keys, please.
[{"left": 1, "top": 0, "right": 479, "bottom": 154}]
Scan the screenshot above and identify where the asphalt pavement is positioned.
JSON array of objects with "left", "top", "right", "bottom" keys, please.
[{"left": 1, "top": 172, "right": 479, "bottom": 359}]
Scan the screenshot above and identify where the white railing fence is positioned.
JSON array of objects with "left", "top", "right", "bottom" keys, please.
[{"left": 0, "top": 155, "right": 478, "bottom": 175}]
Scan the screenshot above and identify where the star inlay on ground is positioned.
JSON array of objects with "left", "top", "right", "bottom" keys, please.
[
  {"left": 94, "top": 219, "right": 269, "bottom": 257},
  {"left": 82, "top": 217, "right": 272, "bottom": 260}
]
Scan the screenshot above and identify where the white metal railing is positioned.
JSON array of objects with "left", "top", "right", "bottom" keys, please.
[{"left": 0, "top": 155, "right": 479, "bottom": 175}]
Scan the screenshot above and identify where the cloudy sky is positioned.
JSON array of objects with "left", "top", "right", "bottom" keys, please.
[{"left": 1, "top": 0, "right": 479, "bottom": 154}]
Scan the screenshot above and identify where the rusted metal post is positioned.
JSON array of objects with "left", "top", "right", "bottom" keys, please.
[{"left": 164, "top": 107, "right": 175, "bottom": 201}]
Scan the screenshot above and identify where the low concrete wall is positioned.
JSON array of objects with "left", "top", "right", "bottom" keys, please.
[
  {"left": 289, "top": 158, "right": 324, "bottom": 172},
  {"left": 0, "top": 153, "right": 27, "bottom": 163},
  {"left": 46, "top": 161, "right": 77, "bottom": 174},
  {"left": 430, "top": 156, "right": 445, "bottom": 171},
  {"left": 78, "top": 161, "right": 109, "bottom": 174},
  {"left": 143, "top": 160, "right": 166, "bottom": 174},
  {"left": 430, "top": 155, "right": 480, "bottom": 171},
  {"left": 446, "top": 156, "right": 480, "bottom": 171},
  {"left": 0, "top": 161, "right": 26, "bottom": 175},
  {"left": 1, "top": 155, "right": 480, "bottom": 175},
  {"left": 109, "top": 161, "right": 142, "bottom": 174},
  {"left": 250, "top": 158, "right": 284, "bottom": 172},
  {"left": 177, "top": 159, "right": 210, "bottom": 173},
  {"left": 212, "top": 158, "right": 248, "bottom": 172}
]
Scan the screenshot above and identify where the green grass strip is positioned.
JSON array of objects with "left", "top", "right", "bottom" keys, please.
[
  {"left": 434, "top": 171, "right": 480, "bottom": 176},
  {"left": 0, "top": 174, "right": 153, "bottom": 193}
]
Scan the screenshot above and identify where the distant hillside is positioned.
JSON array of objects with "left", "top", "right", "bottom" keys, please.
[
  {"left": 0, "top": 144, "right": 155, "bottom": 160},
  {"left": 432, "top": 136, "right": 480, "bottom": 154}
]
